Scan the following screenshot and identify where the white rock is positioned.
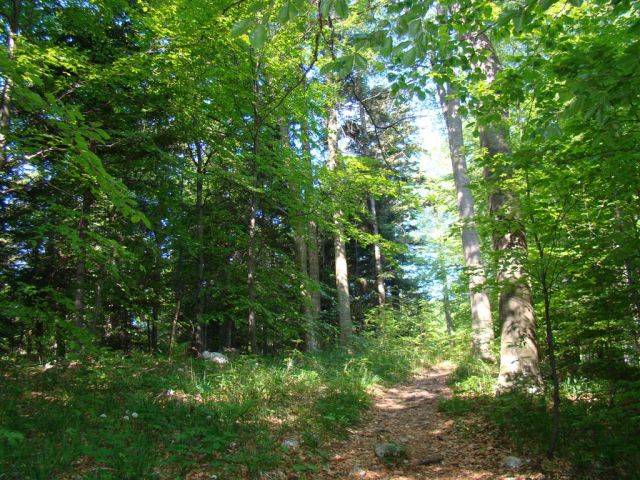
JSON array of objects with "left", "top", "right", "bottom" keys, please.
[
  {"left": 281, "top": 438, "right": 300, "bottom": 450},
  {"left": 504, "top": 456, "right": 523, "bottom": 470},
  {"left": 201, "top": 351, "right": 230, "bottom": 364},
  {"left": 350, "top": 465, "right": 367, "bottom": 478}
]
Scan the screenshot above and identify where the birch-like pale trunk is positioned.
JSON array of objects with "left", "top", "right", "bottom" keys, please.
[
  {"left": 327, "top": 105, "right": 352, "bottom": 346},
  {"left": 436, "top": 82, "right": 494, "bottom": 361},
  {"left": 471, "top": 32, "right": 542, "bottom": 388}
]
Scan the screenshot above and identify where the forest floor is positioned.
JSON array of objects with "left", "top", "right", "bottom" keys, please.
[{"left": 317, "top": 362, "right": 551, "bottom": 480}]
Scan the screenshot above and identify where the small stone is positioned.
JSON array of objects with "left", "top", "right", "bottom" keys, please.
[
  {"left": 417, "top": 454, "right": 444, "bottom": 466},
  {"left": 374, "top": 442, "right": 407, "bottom": 464},
  {"left": 281, "top": 438, "right": 299, "bottom": 450},
  {"left": 350, "top": 465, "right": 367, "bottom": 478},
  {"left": 504, "top": 456, "right": 524, "bottom": 470},
  {"left": 201, "top": 351, "right": 230, "bottom": 365}
]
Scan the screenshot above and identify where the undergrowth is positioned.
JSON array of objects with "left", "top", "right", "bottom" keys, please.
[
  {"left": 438, "top": 354, "right": 640, "bottom": 479},
  {"left": 0, "top": 308, "right": 445, "bottom": 479}
]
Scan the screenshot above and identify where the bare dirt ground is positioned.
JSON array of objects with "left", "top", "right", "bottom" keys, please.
[{"left": 318, "top": 362, "right": 550, "bottom": 480}]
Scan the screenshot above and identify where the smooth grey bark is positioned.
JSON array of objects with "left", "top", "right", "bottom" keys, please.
[
  {"left": 327, "top": 105, "right": 352, "bottom": 346},
  {"left": 470, "top": 32, "right": 542, "bottom": 388},
  {"left": 436, "top": 82, "right": 494, "bottom": 361}
]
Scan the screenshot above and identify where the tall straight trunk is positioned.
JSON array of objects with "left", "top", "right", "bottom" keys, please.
[
  {"left": 368, "top": 195, "right": 386, "bottom": 306},
  {"left": 74, "top": 190, "right": 92, "bottom": 329},
  {"left": 303, "top": 121, "right": 321, "bottom": 351},
  {"left": 247, "top": 136, "right": 258, "bottom": 353},
  {"left": 282, "top": 121, "right": 318, "bottom": 351},
  {"left": 193, "top": 142, "right": 205, "bottom": 352},
  {"left": 327, "top": 105, "right": 352, "bottom": 346},
  {"left": 169, "top": 297, "right": 181, "bottom": 357},
  {"left": 436, "top": 82, "right": 494, "bottom": 361},
  {"left": 357, "top": 101, "right": 386, "bottom": 306},
  {"left": 439, "top": 254, "right": 454, "bottom": 336},
  {"left": 307, "top": 221, "right": 321, "bottom": 339},
  {"left": 0, "top": 0, "right": 20, "bottom": 168},
  {"left": 471, "top": 32, "right": 541, "bottom": 388}
]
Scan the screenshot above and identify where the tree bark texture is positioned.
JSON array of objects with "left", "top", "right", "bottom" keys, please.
[
  {"left": 327, "top": 105, "right": 352, "bottom": 346},
  {"left": 471, "top": 32, "right": 542, "bottom": 388},
  {"left": 436, "top": 82, "right": 494, "bottom": 361}
]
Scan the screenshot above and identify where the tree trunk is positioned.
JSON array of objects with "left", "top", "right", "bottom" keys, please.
[
  {"left": 73, "top": 190, "right": 92, "bottom": 330},
  {"left": 247, "top": 133, "right": 258, "bottom": 352},
  {"left": 169, "top": 297, "right": 181, "bottom": 357},
  {"left": 0, "top": 0, "right": 20, "bottom": 169},
  {"left": 436, "top": 82, "right": 494, "bottom": 361},
  {"left": 327, "top": 105, "right": 352, "bottom": 346},
  {"left": 193, "top": 142, "right": 205, "bottom": 353},
  {"left": 368, "top": 196, "right": 386, "bottom": 306},
  {"left": 471, "top": 33, "right": 541, "bottom": 388},
  {"left": 282, "top": 120, "right": 318, "bottom": 351},
  {"left": 440, "top": 256, "right": 454, "bottom": 336},
  {"left": 357, "top": 101, "right": 386, "bottom": 306}
]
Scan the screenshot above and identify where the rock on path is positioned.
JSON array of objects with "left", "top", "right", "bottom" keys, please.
[{"left": 319, "top": 361, "right": 546, "bottom": 480}]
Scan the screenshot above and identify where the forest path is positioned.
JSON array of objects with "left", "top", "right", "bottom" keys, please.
[{"left": 319, "top": 361, "right": 544, "bottom": 480}]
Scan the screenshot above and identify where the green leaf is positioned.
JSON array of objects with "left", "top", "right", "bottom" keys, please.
[
  {"left": 320, "top": 0, "right": 332, "bottom": 17},
  {"left": 380, "top": 36, "right": 393, "bottom": 56},
  {"left": 335, "top": 0, "right": 349, "bottom": 18},
  {"left": 354, "top": 53, "right": 368, "bottom": 70},
  {"left": 278, "top": 3, "right": 290, "bottom": 23},
  {"left": 402, "top": 48, "right": 417, "bottom": 67},
  {"left": 230, "top": 18, "right": 252, "bottom": 37},
  {"left": 250, "top": 25, "right": 268, "bottom": 48}
]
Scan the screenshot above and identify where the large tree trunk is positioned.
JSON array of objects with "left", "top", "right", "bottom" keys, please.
[
  {"left": 471, "top": 33, "right": 541, "bottom": 388},
  {"left": 436, "top": 82, "right": 494, "bottom": 361},
  {"left": 327, "top": 105, "right": 352, "bottom": 346},
  {"left": 0, "top": 0, "right": 20, "bottom": 169}
]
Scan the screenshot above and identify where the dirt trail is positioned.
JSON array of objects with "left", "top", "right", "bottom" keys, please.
[{"left": 319, "top": 362, "right": 545, "bottom": 480}]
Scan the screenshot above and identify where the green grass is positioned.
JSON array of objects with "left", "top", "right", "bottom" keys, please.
[
  {"left": 0, "top": 334, "right": 437, "bottom": 479},
  {"left": 438, "top": 355, "right": 640, "bottom": 479}
]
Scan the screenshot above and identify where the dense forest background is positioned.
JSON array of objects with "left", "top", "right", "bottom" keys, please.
[{"left": 1, "top": 0, "right": 639, "bottom": 478}]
